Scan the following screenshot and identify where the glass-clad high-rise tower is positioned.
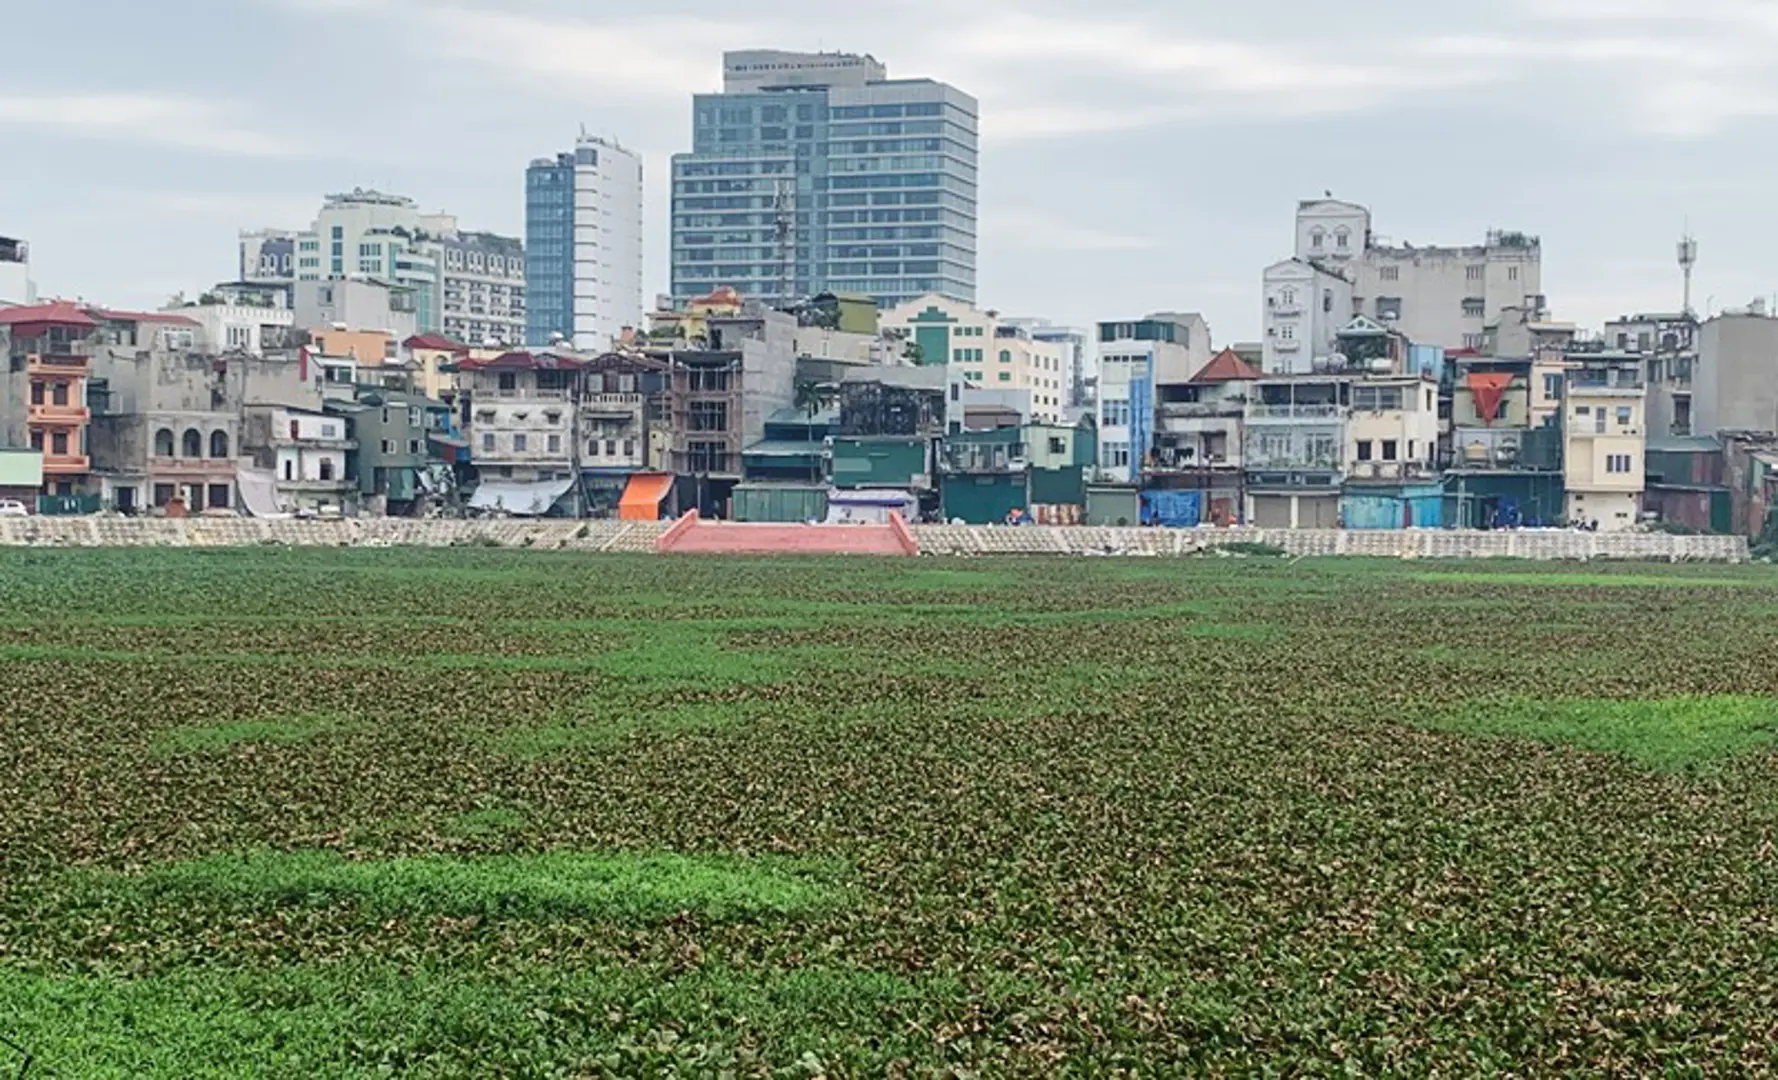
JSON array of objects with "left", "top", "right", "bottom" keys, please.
[{"left": 670, "top": 50, "right": 978, "bottom": 312}]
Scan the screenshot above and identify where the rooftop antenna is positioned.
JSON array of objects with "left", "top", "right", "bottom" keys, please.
[{"left": 1678, "top": 226, "right": 1699, "bottom": 316}]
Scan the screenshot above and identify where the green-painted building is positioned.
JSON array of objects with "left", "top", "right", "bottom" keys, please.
[
  {"left": 939, "top": 421, "right": 1095, "bottom": 524},
  {"left": 328, "top": 388, "right": 455, "bottom": 512}
]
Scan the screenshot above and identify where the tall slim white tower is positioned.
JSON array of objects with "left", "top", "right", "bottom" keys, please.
[{"left": 1679, "top": 233, "right": 1699, "bottom": 316}]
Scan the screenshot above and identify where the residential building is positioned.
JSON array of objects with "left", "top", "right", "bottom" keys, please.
[
  {"left": 0, "top": 302, "right": 96, "bottom": 498},
  {"left": 1243, "top": 375, "right": 1347, "bottom": 528},
  {"left": 165, "top": 284, "right": 297, "bottom": 356},
  {"left": 458, "top": 349, "right": 589, "bottom": 516},
  {"left": 439, "top": 232, "right": 526, "bottom": 347},
  {"left": 670, "top": 50, "right": 979, "bottom": 311},
  {"left": 402, "top": 334, "right": 470, "bottom": 403},
  {"left": 242, "top": 189, "right": 525, "bottom": 342},
  {"left": 939, "top": 421, "right": 1094, "bottom": 523},
  {"left": 659, "top": 307, "right": 799, "bottom": 515},
  {"left": 243, "top": 405, "right": 357, "bottom": 514},
  {"left": 1694, "top": 306, "right": 1778, "bottom": 437},
  {"left": 1148, "top": 348, "right": 1260, "bottom": 526},
  {"left": 0, "top": 235, "right": 35, "bottom": 306},
  {"left": 525, "top": 133, "right": 645, "bottom": 352},
  {"left": 882, "top": 294, "right": 1067, "bottom": 425},
  {"left": 829, "top": 365, "right": 946, "bottom": 504},
  {"left": 1604, "top": 312, "right": 1697, "bottom": 438},
  {"left": 1005, "top": 318, "right": 1093, "bottom": 409},
  {"left": 1444, "top": 353, "right": 1565, "bottom": 528},
  {"left": 1094, "top": 313, "right": 1213, "bottom": 482},
  {"left": 1644, "top": 435, "right": 1732, "bottom": 534},
  {"left": 84, "top": 315, "right": 320, "bottom": 515},
  {"left": 1341, "top": 372, "right": 1444, "bottom": 528},
  {"left": 1260, "top": 257, "right": 1354, "bottom": 374},
  {"left": 1562, "top": 351, "right": 1647, "bottom": 530},
  {"left": 1288, "top": 198, "right": 1544, "bottom": 352},
  {"left": 578, "top": 350, "right": 672, "bottom": 517},
  {"left": 295, "top": 278, "right": 418, "bottom": 344},
  {"left": 330, "top": 387, "right": 457, "bottom": 515}
]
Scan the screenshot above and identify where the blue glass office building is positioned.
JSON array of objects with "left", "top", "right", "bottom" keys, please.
[
  {"left": 670, "top": 51, "right": 978, "bottom": 312},
  {"left": 525, "top": 152, "right": 575, "bottom": 347}
]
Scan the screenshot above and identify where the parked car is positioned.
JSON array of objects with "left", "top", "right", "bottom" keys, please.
[{"left": 0, "top": 499, "right": 29, "bottom": 517}]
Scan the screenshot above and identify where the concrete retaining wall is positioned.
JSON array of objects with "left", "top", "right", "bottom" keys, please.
[{"left": 0, "top": 518, "right": 1751, "bottom": 561}]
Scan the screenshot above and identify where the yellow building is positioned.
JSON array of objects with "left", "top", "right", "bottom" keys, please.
[
  {"left": 647, "top": 286, "right": 744, "bottom": 348},
  {"left": 403, "top": 334, "right": 470, "bottom": 401},
  {"left": 1563, "top": 353, "right": 1646, "bottom": 531}
]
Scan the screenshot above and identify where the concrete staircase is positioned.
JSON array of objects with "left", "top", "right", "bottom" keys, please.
[{"left": 657, "top": 511, "right": 917, "bottom": 556}]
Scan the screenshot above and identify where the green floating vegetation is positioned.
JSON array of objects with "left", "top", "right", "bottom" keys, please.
[
  {"left": 152, "top": 713, "right": 346, "bottom": 755},
  {"left": 1414, "top": 571, "right": 1748, "bottom": 589},
  {"left": 83, "top": 850, "right": 842, "bottom": 921},
  {"left": 1425, "top": 695, "right": 1778, "bottom": 770},
  {"left": 495, "top": 699, "right": 763, "bottom": 757},
  {"left": 0, "top": 962, "right": 957, "bottom": 1079}
]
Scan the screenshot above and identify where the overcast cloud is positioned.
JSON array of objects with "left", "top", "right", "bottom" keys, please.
[{"left": 4, "top": 0, "right": 1777, "bottom": 339}]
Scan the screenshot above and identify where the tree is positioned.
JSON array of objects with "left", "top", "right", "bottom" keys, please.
[
  {"left": 902, "top": 340, "right": 925, "bottom": 366},
  {"left": 793, "top": 379, "right": 838, "bottom": 486}
]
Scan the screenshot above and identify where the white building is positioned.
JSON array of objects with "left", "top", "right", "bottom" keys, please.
[
  {"left": 242, "top": 404, "right": 355, "bottom": 514},
  {"left": 1094, "top": 313, "right": 1213, "bottom": 482},
  {"left": 294, "top": 279, "right": 419, "bottom": 344},
  {"left": 0, "top": 235, "right": 35, "bottom": 307},
  {"left": 1285, "top": 198, "right": 1543, "bottom": 353},
  {"left": 240, "top": 190, "right": 525, "bottom": 343},
  {"left": 569, "top": 136, "right": 644, "bottom": 352},
  {"left": 1005, "top": 318, "right": 1094, "bottom": 408},
  {"left": 164, "top": 284, "right": 295, "bottom": 356},
  {"left": 881, "top": 295, "right": 1067, "bottom": 425},
  {"left": 1261, "top": 258, "right": 1355, "bottom": 374}
]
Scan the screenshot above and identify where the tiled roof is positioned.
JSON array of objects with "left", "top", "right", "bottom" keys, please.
[
  {"left": 1190, "top": 348, "right": 1263, "bottom": 383},
  {"left": 0, "top": 300, "right": 97, "bottom": 328},
  {"left": 404, "top": 333, "right": 469, "bottom": 352},
  {"left": 457, "top": 349, "right": 590, "bottom": 371}
]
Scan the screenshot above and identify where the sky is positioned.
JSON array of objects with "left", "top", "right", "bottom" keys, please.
[{"left": 5, "top": 0, "right": 1778, "bottom": 344}]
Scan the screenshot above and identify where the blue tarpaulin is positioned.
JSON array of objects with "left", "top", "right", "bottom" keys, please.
[{"left": 1142, "top": 489, "right": 1202, "bottom": 527}]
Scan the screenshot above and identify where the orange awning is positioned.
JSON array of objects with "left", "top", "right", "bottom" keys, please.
[{"left": 618, "top": 472, "right": 674, "bottom": 521}]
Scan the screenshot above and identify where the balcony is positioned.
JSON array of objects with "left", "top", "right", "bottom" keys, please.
[
  {"left": 1346, "top": 460, "right": 1439, "bottom": 482},
  {"left": 1274, "top": 338, "right": 1302, "bottom": 352},
  {"left": 1269, "top": 298, "right": 1303, "bottom": 317},
  {"left": 583, "top": 392, "right": 644, "bottom": 415},
  {"left": 150, "top": 456, "right": 236, "bottom": 477},
  {"left": 1249, "top": 404, "right": 1342, "bottom": 422},
  {"left": 1447, "top": 426, "right": 1561, "bottom": 471},
  {"left": 41, "top": 453, "right": 89, "bottom": 475},
  {"left": 28, "top": 402, "right": 90, "bottom": 424},
  {"left": 1159, "top": 400, "right": 1244, "bottom": 420},
  {"left": 489, "top": 387, "right": 571, "bottom": 401},
  {"left": 26, "top": 353, "right": 90, "bottom": 377}
]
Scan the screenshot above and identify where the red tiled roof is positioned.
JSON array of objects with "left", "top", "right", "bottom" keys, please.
[
  {"left": 457, "top": 349, "right": 590, "bottom": 372},
  {"left": 404, "top": 333, "right": 469, "bottom": 353},
  {"left": 0, "top": 300, "right": 97, "bottom": 328},
  {"left": 1191, "top": 348, "right": 1263, "bottom": 383},
  {"left": 87, "top": 308, "right": 200, "bottom": 327}
]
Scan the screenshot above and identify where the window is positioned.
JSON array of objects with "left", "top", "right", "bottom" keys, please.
[
  {"left": 51, "top": 431, "right": 68, "bottom": 455},
  {"left": 1376, "top": 298, "right": 1402, "bottom": 321},
  {"left": 1462, "top": 333, "right": 1486, "bottom": 349},
  {"left": 319, "top": 459, "right": 335, "bottom": 481},
  {"left": 513, "top": 433, "right": 528, "bottom": 453},
  {"left": 1595, "top": 410, "right": 1606, "bottom": 434},
  {"left": 181, "top": 428, "right": 202, "bottom": 457},
  {"left": 1606, "top": 454, "right": 1632, "bottom": 474},
  {"left": 1356, "top": 440, "right": 1373, "bottom": 462},
  {"left": 154, "top": 428, "right": 175, "bottom": 457},
  {"left": 50, "top": 382, "right": 68, "bottom": 406},
  {"left": 1382, "top": 440, "right": 1398, "bottom": 462},
  {"left": 1335, "top": 227, "right": 1349, "bottom": 250},
  {"left": 605, "top": 439, "right": 618, "bottom": 456},
  {"left": 1613, "top": 406, "right": 1633, "bottom": 427},
  {"left": 1101, "top": 441, "right": 1132, "bottom": 468},
  {"left": 210, "top": 431, "right": 230, "bottom": 458},
  {"left": 1048, "top": 437, "right": 1066, "bottom": 455},
  {"left": 1408, "top": 440, "right": 1417, "bottom": 459},
  {"left": 1351, "top": 386, "right": 1402, "bottom": 411},
  {"left": 1508, "top": 266, "right": 1520, "bottom": 282},
  {"left": 999, "top": 350, "right": 1012, "bottom": 363},
  {"left": 623, "top": 439, "right": 635, "bottom": 457},
  {"left": 381, "top": 439, "right": 395, "bottom": 454},
  {"left": 29, "top": 382, "right": 43, "bottom": 405},
  {"left": 498, "top": 372, "right": 517, "bottom": 392},
  {"left": 1279, "top": 287, "right": 1297, "bottom": 307},
  {"left": 29, "top": 431, "right": 43, "bottom": 451},
  {"left": 1102, "top": 398, "right": 1131, "bottom": 427},
  {"left": 547, "top": 434, "right": 562, "bottom": 454},
  {"left": 1466, "top": 265, "right": 1485, "bottom": 281},
  {"left": 1462, "top": 298, "right": 1485, "bottom": 318},
  {"left": 1278, "top": 324, "right": 1296, "bottom": 341},
  {"left": 409, "top": 440, "right": 420, "bottom": 454},
  {"left": 998, "top": 371, "right": 1012, "bottom": 382},
  {"left": 1310, "top": 228, "right": 1325, "bottom": 250},
  {"left": 1379, "top": 266, "right": 1400, "bottom": 282},
  {"left": 482, "top": 433, "right": 495, "bottom": 452},
  {"left": 1544, "top": 374, "right": 1563, "bottom": 401}
]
